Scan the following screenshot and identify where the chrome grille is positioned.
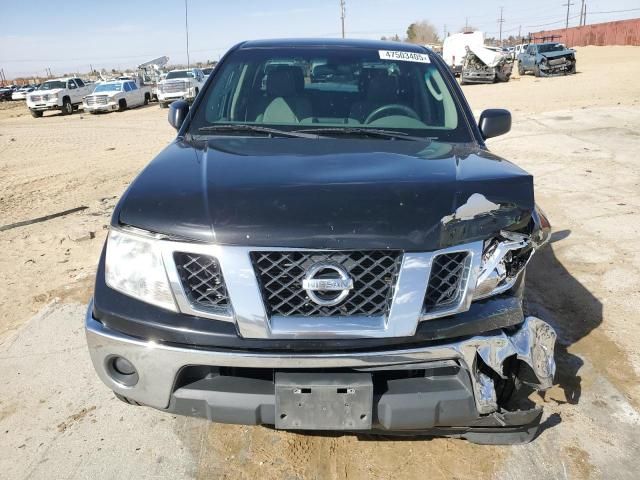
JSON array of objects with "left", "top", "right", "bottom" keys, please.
[
  {"left": 251, "top": 251, "right": 402, "bottom": 317},
  {"left": 86, "top": 95, "right": 108, "bottom": 106},
  {"left": 162, "top": 81, "right": 187, "bottom": 93},
  {"left": 424, "top": 252, "right": 470, "bottom": 311},
  {"left": 30, "top": 95, "right": 42, "bottom": 102},
  {"left": 174, "top": 253, "right": 230, "bottom": 311}
]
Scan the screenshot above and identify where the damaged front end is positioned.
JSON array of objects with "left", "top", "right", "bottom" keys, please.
[
  {"left": 461, "top": 45, "right": 513, "bottom": 84},
  {"left": 538, "top": 53, "right": 576, "bottom": 76}
]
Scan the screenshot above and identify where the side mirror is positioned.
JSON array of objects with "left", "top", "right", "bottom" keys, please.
[
  {"left": 479, "top": 109, "right": 511, "bottom": 139},
  {"left": 168, "top": 100, "right": 189, "bottom": 131}
]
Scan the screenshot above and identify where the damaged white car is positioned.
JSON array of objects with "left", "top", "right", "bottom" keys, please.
[{"left": 461, "top": 45, "right": 514, "bottom": 84}]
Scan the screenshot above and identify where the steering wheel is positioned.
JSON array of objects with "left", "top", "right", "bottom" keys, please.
[{"left": 364, "top": 104, "right": 420, "bottom": 124}]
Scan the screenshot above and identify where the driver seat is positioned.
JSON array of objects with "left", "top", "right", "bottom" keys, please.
[{"left": 349, "top": 73, "right": 399, "bottom": 123}]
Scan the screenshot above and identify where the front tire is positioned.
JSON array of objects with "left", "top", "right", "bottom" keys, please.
[
  {"left": 518, "top": 62, "right": 525, "bottom": 76},
  {"left": 533, "top": 64, "right": 542, "bottom": 77},
  {"left": 144, "top": 93, "right": 150, "bottom": 105},
  {"left": 118, "top": 99, "right": 127, "bottom": 112},
  {"left": 30, "top": 109, "right": 43, "bottom": 118},
  {"left": 61, "top": 98, "right": 73, "bottom": 115}
]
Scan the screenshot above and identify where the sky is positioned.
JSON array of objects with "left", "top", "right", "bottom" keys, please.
[{"left": 1, "top": 0, "right": 639, "bottom": 78}]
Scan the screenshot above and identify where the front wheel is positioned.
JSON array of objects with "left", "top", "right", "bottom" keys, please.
[
  {"left": 567, "top": 62, "right": 576, "bottom": 74},
  {"left": 144, "top": 93, "right": 150, "bottom": 105},
  {"left": 61, "top": 98, "right": 73, "bottom": 115},
  {"left": 533, "top": 64, "right": 542, "bottom": 77},
  {"left": 518, "top": 62, "right": 525, "bottom": 75},
  {"left": 30, "top": 109, "right": 43, "bottom": 118},
  {"left": 117, "top": 99, "right": 127, "bottom": 112}
]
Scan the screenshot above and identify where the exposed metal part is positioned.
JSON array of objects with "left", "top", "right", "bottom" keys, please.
[
  {"left": 475, "top": 372, "right": 498, "bottom": 413},
  {"left": 86, "top": 306, "right": 556, "bottom": 414},
  {"left": 474, "top": 231, "right": 532, "bottom": 300},
  {"left": 441, "top": 193, "right": 501, "bottom": 224}
]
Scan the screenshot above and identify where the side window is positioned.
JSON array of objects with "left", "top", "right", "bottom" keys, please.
[
  {"left": 123, "top": 82, "right": 131, "bottom": 92},
  {"left": 67, "top": 80, "right": 77, "bottom": 89},
  {"left": 75, "top": 78, "right": 85, "bottom": 87},
  {"left": 129, "top": 82, "right": 138, "bottom": 91},
  {"left": 527, "top": 46, "right": 536, "bottom": 55}
]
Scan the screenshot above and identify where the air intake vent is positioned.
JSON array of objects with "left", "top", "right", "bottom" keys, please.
[
  {"left": 174, "top": 253, "right": 230, "bottom": 312},
  {"left": 424, "top": 252, "right": 470, "bottom": 312}
]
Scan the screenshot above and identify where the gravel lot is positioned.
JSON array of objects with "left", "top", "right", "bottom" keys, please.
[{"left": 1, "top": 46, "right": 639, "bottom": 479}]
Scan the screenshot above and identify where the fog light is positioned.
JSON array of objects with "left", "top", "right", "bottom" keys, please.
[
  {"left": 113, "top": 356, "right": 136, "bottom": 375},
  {"left": 107, "top": 355, "right": 139, "bottom": 386}
]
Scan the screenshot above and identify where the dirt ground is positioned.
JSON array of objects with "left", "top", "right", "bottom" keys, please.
[{"left": 1, "top": 46, "right": 640, "bottom": 479}]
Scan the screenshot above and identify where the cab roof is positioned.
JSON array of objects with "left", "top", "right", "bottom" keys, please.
[{"left": 238, "top": 38, "right": 429, "bottom": 53}]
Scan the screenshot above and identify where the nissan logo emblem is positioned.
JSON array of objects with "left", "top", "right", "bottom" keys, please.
[{"left": 301, "top": 262, "right": 354, "bottom": 306}]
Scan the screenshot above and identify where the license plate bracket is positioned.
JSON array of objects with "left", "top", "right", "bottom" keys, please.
[{"left": 275, "top": 372, "right": 373, "bottom": 430}]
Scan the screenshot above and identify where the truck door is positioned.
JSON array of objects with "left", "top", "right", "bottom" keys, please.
[
  {"left": 128, "top": 82, "right": 143, "bottom": 106},
  {"left": 66, "top": 79, "right": 79, "bottom": 103},
  {"left": 523, "top": 45, "right": 536, "bottom": 68}
]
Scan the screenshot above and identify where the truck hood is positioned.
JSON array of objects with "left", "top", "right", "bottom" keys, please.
[
  {"left": 540, "top": 50, "right": 575, "bottom": 59},
  {"left": 34, "top": 88, "right": 63, "bottom": 95},
  {"left": 115, "top": 137, "right": 534, "bottom": 250}
]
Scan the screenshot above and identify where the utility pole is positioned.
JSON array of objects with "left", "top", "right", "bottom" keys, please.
[
  {"left": 562, "top": 1, "right": 574, "bottom": 43},
  {"left": 583, "top": 3, "right": 587, "bottom": 26},
  {"left": 340, "top": 0, "right": 346, "bottom": 38},
  {"left": 498, "top": 7, "right": 505, "bottom": 46},
  {"left": 579, "top": 0, "right": 585, "bottom": 26},
  {"left": 184, "top": 0, "right": 191, "bottom": 68},
  {"left": 465, "top": 17, "right": 469, "bottom": 33},
  {"left": 518, "top": 25, "right": 522, "bottom": 42},
  {"left": 443, "top": 24, "right": 447, "bottom": 39}
]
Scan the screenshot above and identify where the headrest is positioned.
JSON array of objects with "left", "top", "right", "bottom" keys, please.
[
  {"left": 266, "top": 66, "right": 305, "bottom": 97},
  {"left": 366, "top": 73, "right": 398, "bottom": 102}
]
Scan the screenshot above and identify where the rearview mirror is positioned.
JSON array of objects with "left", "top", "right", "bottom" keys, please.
[
  {"left": 479, "top": 109, "right": 511, "bottom": 139},
  {"left": 168, "top": 100, "right": 189, "bottom": 131}
]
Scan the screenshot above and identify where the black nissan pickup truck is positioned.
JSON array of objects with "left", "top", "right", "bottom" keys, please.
[{"left": 86, "top": 39, "right": 556, "bottom": 444}]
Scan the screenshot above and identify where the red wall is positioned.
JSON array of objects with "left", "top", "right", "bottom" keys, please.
[{"left": 532, "top": 18, "right": 640, "bottom": 47}]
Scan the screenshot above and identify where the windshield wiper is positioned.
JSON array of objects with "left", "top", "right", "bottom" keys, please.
[
  {"left": 198, "top": 124, "right": 318, "bottom": 139},
  {"left": 297, "top": 127, "right": 430, "bottom": 142}
]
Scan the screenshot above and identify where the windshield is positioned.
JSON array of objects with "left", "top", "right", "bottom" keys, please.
[
  {"left": 39, "top": 81, "right": 65, "bottom": 90},
  {"left": 166, "top": 70, "right": 194, "bottom": 79},
  {"left": 538, "top": 43, "right": 565, "bottom": 53},
  {"left": 188, "top": 47, "right": 471, "bottom": 141},
  {"left": 94, "top": 83, "right": 123, "bottom": 92}
]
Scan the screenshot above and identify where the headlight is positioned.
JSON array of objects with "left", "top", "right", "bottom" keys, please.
[
  {"left": 474, "top": 232, "right": 533, "bottom": 300},
  {"left": 105, "top": 228, "right": 177, "bottom": 311}
]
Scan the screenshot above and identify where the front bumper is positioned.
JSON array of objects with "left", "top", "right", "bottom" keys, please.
[
  {"left": 27, "top": 101, "right": 61, "bottom": 111},
  {"left": 86, "top": 303, "right": 556, "bottom": 439},
  {"left": 84, "top": 102, "right": 118, "bottom": 112},
  {"left": 158, "top": 92, "right": 194, "bottom": 103}
]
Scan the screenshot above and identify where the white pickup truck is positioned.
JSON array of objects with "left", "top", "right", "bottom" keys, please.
[
  {"left": 157, "top": 68, "right": 205, "bottom": 108},
  {"left": 26, "top": 77, "right": 93, "bottom": 118},
  {"left": 83, "top": 79, "right": 152, "bottom": 113}
]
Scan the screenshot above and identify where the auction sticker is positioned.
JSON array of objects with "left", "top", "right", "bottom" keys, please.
[{"left": 378, "top": 50, "right": 430, "bottom": 63}]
